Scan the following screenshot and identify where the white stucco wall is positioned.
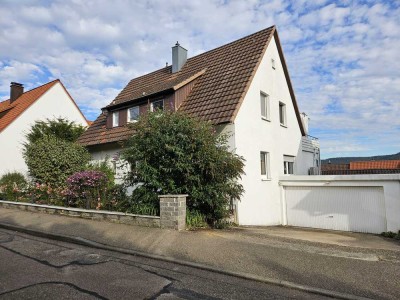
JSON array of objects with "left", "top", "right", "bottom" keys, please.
[
  {"left": 0, "top": 82, "right": 88, "bottom": 177},
  {"left": 233, "top": 36, "right": 307, "bottom": 226}
]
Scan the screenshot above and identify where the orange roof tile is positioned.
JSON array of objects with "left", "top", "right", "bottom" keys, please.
[{"left": 350, "top": 160, "right": 400, "bottom": 170}]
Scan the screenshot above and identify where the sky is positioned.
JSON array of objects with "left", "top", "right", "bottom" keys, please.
[{"left": 0, "top": 0, "right": 399, "bottom": 159}]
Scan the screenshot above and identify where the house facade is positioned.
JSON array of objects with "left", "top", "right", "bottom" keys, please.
[
  {"left": 0, "top": 80, "right": 89, "bottom": 176},
  {"left": 78, "top": 26, "right": 320, "bottom": 226}
]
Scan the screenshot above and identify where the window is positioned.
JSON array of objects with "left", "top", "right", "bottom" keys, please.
[
  {"left": 151, "top": 99, "right": 164, "bottom": 112},
  {"left": 283, "top": 155, "right": 295, "bottom": 175},
  {"left": 128, "top": 106, "right": 140, "bottom": 122},
  {"left": 279, "top": 102, "right": 286, "bottom": 126},
  {"left": 260, "top": 151, "right": 270, "bottom": 179},
  {"left": 112, "top": 111, "right": 119, "bottom": 127},
  {"left": 271, "top": 58, "right": 276, "bottom": 69},
  {"left": 260, "top": 92, "right": 270, "bottom": 120}
]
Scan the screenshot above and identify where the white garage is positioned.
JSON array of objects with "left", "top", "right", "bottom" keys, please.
[
  {"left": 279, "top": 175, "right": 400, "bottom": 234},
  {"left": 284, "top": 186, "right": 386, "bottom": 233}
]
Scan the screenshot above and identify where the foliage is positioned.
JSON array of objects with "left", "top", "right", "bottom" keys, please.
[
  {"left": 186, "top": 210, "right": 208, "bottom": 230},
  {"left": 86, "top": 158, "right": 115, "bottom": 188},
  {"left": 0, "top": 172, "right": 27, "bottom": 201},
  {"left": 116, "top": 186, "right": 160, "bottom": 216},
  {"left": 25, "top": 183, "right": 65, "bottom": 206},
  {"left": 23, "top": 135, "right": 90, "bottom": 187},
  {"left": 381, "top": 231, "right": 400, "bottom": 240},
  {"left": 65, "top": 170, "right": 108, "bottom": 209},
  {"left": 122, "top": 111, "right": 245, "bottom": 224},
  {"left": 25, "top": 117, "right": 86, "bottom": 144}
]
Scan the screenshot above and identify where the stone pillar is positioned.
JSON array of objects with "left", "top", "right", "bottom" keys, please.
[{"left": 159, "top": 194, "right": 187, "bottom": 231}]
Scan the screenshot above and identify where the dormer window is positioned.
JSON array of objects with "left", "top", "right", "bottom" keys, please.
[
  {"left": 128, "top": 106, "right": 140, "bottom": 122},
  {"left": 112, "top": 111, "right": 119, "bottom": 127},
  {"left": 151, "top": 99, "right": 164, "bottom": 112}
]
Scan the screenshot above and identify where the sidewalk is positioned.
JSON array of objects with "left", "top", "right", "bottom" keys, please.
[{"left": 1, "top": 207, "right": 399, "bottom": 299}]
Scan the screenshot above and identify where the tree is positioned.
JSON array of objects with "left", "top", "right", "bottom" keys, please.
[
  {"left": 23, "top": 135, "right": 90, "bottom": 187},
  {"left": 122, "top": 111, "right": 244, "bottom": 224},
  {"left": 25, "top": 117, "right": 86, "bottom": 144}
]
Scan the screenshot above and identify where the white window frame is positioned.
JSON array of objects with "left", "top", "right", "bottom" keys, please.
[
  {"left": 112, "top": 111, "right": 119, "bottom": 127},
  {"left": 279, "top": 102, "right": 286, "bottom": 126},
  {"left": 260, "top": 151, "right": 271, "bottom": 180},
  {"left": 283, "top": 155, "right": 295, "bottom": 175},
  {"left": 271, "top": 58, "right": 276, "bottom": 69},
  {"left": 128, "top": 106, "right": 140, "bottom": 123},
  {"left": 151, "top": 99, "right": 164, "bottom": 112},
  {"left": 260, "top": 92, "right": 270, "bottom": 121}
]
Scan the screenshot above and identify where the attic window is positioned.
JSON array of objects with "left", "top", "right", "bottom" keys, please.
[
  {"left": 271, "top": 58, "right": 276, "bottom": 69},
  {"left": 128, "top": 106, "right": 139, "bottom": 122},
  {"left": 151, "top": 99, "right": 164, "bottom": 112},
  {"left": 279, "top": 102, "right": 286, "bottom": 126},
  {"left": 112, "top": 111, "right": 119, "bottom": 127}
]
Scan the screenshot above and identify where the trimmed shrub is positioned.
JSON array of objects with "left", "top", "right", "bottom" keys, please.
[
  {"left": 0, "top": 172, "right": 27, "bottom": 201},
  {"left": 23, "top": 135, "right": 90, "bottom": 187}
]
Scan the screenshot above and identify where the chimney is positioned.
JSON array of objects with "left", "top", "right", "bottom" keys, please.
[
  {"left": 10, "top": 82, "right": 24, "bottom": 103},
  {"left": 172, "top": 42, "right": 187, "bottom": 73}
]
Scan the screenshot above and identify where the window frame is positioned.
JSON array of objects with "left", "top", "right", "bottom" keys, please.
[
  {"left": 271, "top": 58, "right": 276, "bottom": 70},
  {"left": 279, "top": 102, "right": 287, "bottom": 127},
  {"left": 260, "top": 92, "right": 270, "bottom": 121},
  {"left": 127, "top": 106, "right": 140, "bottom": 123},
  {"left": 151, "top": 99, "right": 164, "bottom": 112},
  {"left": 112, "top": 111, "right": 119, "bottom": 127},
  {"left": 283, "top": 155, "right": 295, "bottom": 175},
  {"left": 260, "top": 151, "right": 271, "bottom": 180}
]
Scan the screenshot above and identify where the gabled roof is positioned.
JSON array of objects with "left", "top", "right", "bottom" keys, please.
[
  {"left": 79, "top": 25, "right": 305, "bottom": 146},
  {"left": 0, "top": 79, "right": 88, "bottom": 132}
]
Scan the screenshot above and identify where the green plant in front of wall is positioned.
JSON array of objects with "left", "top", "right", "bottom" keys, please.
[
  {"left": 0, "top": 172, "right": 27, "bottom": 201},
  {"left": 23, "top": 135, "right": 90, "bottom": 188},
  {"left": 122, "top": 111, "right": 245, "bottom": 225},
  {"left": 381, "top": 231, "right": 400, "bottom": 240}
]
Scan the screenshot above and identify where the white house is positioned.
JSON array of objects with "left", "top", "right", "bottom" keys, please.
[
  {"left": 78, "top": 26, "right": 320, "bottom": 226},
  {"left": 0, "top": 80, "right": 89, "bottom": 176}
]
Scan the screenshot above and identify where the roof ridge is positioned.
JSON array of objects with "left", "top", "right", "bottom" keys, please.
[{"left": 0, "top": 79, "right": 60, "bottom": 104}]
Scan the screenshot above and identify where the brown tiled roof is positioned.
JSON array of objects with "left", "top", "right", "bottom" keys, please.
[
  {"left": 79, "top": 25, "right": 305, "bottom": 146},
  {"left": 77, "top": 112, "right": 133, "bottom": 146},
  {"left": 350, "top": 160, "right": 400, "bottom": 170},
  {"left": 321, "top": 164, "right": 350, "bottom": 171},
  {"left": 0, "top": 80, "right": 59, "bottom": 132}
]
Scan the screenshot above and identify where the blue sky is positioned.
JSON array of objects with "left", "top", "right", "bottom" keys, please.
[{"left": 0, "top": 0, "right": 399, "bottom": 159}]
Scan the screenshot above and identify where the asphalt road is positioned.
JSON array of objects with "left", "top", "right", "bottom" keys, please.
[{"left": 0, "top": 229, "right": 328, "bottom": 300}]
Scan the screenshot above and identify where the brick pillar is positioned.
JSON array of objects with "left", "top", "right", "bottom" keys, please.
[{"left": 159, "top": 194, "right": 187, "bottom": 231}]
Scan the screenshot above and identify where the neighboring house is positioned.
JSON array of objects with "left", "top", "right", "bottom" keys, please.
[
  {"left": 322, "top": 160, "right": 400, "bottom": 175},
  {"left": 78, "top": 26, "right": 320, "bottom": 226},
  {"left": 0, "top": 80, "right": 89, "bottom": 176}
]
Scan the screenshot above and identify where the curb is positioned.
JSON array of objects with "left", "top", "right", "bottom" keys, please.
[{"left": 0, "top": 222, "right": 371, "bottom": 300}]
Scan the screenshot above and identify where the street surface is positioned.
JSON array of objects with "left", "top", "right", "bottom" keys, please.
[{"left": 0, "top": 229, "right": 327, "bottom": 299}]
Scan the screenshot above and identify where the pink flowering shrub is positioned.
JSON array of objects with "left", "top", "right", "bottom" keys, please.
[
  {"left": 65, "top": 171, "right": 109, "bottom": 209},
  {"left": 25, "top": 183, "right": 65, "bottom": 206}
]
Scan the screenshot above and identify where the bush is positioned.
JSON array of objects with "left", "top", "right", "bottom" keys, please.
[
  {"left": 23, "top": 135, "right": 90, "bottom": 187},
  {"left": 25, "top": 117, "right": 86, "bottom": 144},
  {"left": 381, "top": 231, "right": 400, "bottom": 240},
  {"left": 122, "top": 111, "right": 244, "bottom": 224},
  {"left": 86, "top": 159, "right": 115, "bottom": 188},
  {"left": 115, "top": 186, "right": 160, "bottom": 216},
  {"left": 186, "top": 210, "right": 208, "bottom": 230},
  {"left": 65, "top": 171, "right": 108, "bottom": 209},
  {"left": 25, "top": 183, "right": 65, "bottom": 206},
  {"left": 0, "top": 172, "right": 27, "bottom": 201}
]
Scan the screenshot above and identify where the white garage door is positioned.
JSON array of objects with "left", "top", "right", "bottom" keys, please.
[{"left": 285, "top": 186, "right": 386, "bottom": 233}]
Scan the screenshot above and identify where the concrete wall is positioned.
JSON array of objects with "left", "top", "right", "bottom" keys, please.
[
  {"left": 279, "top": 175, "right": 400, "bottom": 233},
  {"left": 0, "top": 82, "right": 88, "bottom": 176},
  {"left": 233, "top": 36, "right": 311, "bottom": 226}
]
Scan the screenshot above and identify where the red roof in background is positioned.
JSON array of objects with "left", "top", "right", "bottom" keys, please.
[
  {"left": 0, "top": 80, "right": 59, "bottom": 132},
  {"left": 350, "top": 160, "right": 400, "bottom": 170}
]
